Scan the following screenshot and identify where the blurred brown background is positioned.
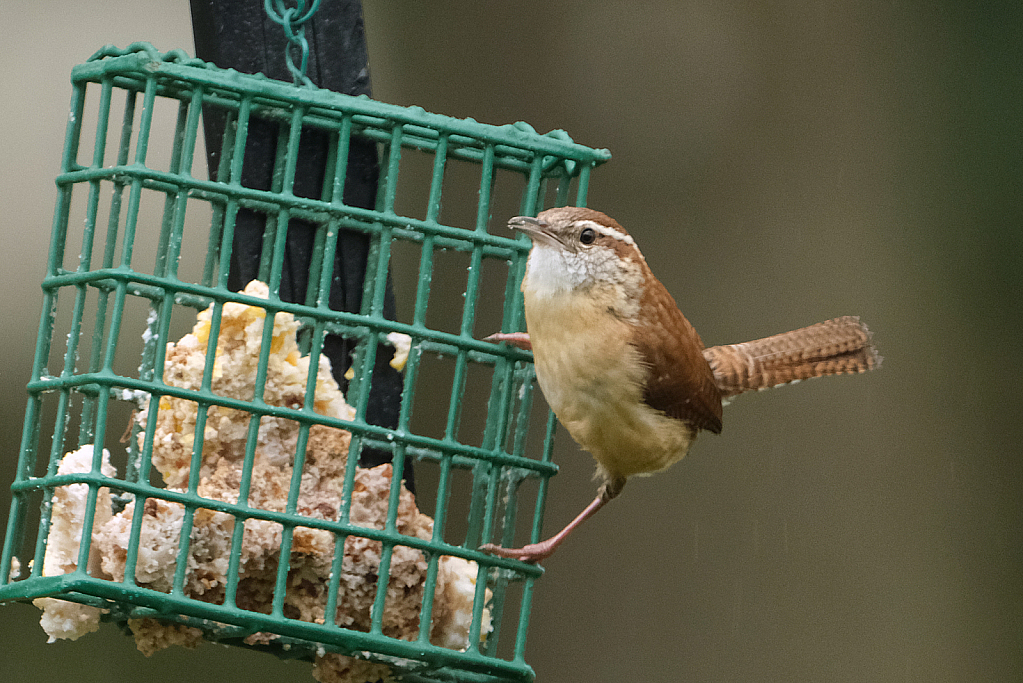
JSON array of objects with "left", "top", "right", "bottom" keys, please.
[{"left": 1, "top": 2, "right": 1020, "bottom": 681}]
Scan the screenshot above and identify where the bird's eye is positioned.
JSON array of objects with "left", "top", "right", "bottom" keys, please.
[{"left": 579, "top": 227, "right": 596, "bottom": 245}]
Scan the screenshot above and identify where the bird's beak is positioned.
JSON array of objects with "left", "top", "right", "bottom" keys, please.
[{"left": 509, "top": 216, "right": 564, "bottom": 249}]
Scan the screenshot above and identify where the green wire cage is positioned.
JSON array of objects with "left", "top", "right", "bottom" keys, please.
[{"left": 0, "top": 43, "right": 610, "bottom": 682}]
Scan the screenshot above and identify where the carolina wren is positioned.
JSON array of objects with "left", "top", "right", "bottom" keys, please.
[{"left": 480, "top": 207, "right": 880, "bottom": 563}]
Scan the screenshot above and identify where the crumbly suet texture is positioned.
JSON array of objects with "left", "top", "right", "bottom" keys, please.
[
  {"left": 386, "top": 331, "right": 413, "bottom": 371},
  {"left": 32, "top": 445, "right": 115, "bottom": 642},
  {"left": 35, "top": 281, "right": 490, "bottom": 682},
  {"left": 128, "top": 618, "right": 204, "bottom": 656}
]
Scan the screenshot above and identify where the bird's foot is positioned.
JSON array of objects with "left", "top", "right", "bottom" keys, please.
[
  {"left": 479, "top": 540, "right": 557, "bottom": 564},
  {"left": 482, "top": 332, "right": 532, "bottom": 351},
  {"left": 479, "top": 494, "right": 609, "bottom": 563}
]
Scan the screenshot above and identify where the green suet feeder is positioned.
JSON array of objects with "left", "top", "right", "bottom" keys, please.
[{"left": 0, "top": 41, "right": 609, "bottom": 682}]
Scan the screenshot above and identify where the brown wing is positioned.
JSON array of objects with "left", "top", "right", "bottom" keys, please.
[{"left": 631, "top": 276, "right": 723, "bottom": 434}]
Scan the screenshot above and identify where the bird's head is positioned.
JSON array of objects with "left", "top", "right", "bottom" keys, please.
[{"left": 510, "top": 207, "right": 647, "bottom": 305}]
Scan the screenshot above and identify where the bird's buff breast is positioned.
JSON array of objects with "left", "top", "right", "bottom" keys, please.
[{"left": 523, "top": 289, "right": 695, "bottom": 481}]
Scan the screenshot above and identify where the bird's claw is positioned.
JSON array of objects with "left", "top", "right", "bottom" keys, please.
[
  {"left": 482, "top": 332, "right": 533, "bottom": 352},
  {"left": 479, "top": 541, "right": 554, "bottom": 564}
]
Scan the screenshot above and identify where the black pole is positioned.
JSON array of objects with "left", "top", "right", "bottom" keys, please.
[{"left": 189, "top": 0, "right": 411, "bottom": 491}]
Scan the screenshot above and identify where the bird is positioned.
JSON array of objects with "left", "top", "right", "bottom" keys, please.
[{"left": 479, "top": 206, "right": 880, "bottom": 563}]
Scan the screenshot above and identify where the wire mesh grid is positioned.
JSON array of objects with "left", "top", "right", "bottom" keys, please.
[{"left": 0, "top": 43, "right": 610, "bottom": 682}]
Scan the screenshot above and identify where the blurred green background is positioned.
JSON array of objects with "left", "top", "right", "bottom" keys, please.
[{"left": 1, "top": 2, "right": 1020, "bottom": 681}]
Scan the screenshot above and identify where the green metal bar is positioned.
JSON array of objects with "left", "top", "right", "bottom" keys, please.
[
  {"left": 65, "top": 86, "right": 594, "bottom": 178},
  {"left": 536, "top": 176, "right": 549, "bottom": 214},
  {"left": 520, "top": 156, "right": 543, "bottom": 217},
  {"left": 266, "top": 106, "right": 307, "bottom": 300},
  {"left": 324, "top": 407, "right": 364, "bottom": 625},
  {"left": 509, "top": 365, "right": 537, "bottom": 459},
  {"left": 215, "top": 95, "right": 253, "bottom": 292},
  {"left": 0, "top": 489, "right": 27, "bottom": 585},
  {"left": 27, "top": 379, "right": 555, "bottom": 480},
  {"left": 33, "top": 305, "right": 525, "bottom": 381},
  {"left": 12, "top": 469, "right": 538, "bottom": 563},
  {"left": 368, "top": 541, "right": 395, "bottom": 635},
  {"left": 74, "top": 394, "right": 113, "bottom": 573},
  {"left": 100, "top": 282, "right": 129, "bottom": 377},
  {"left": 413, "top": 235, "right": 435, "bottom": 328},
  {"left": 507, "top": 412, "right": 562, "bottom": 663},
  {"left": 93, "top": 281, "right": 130, "bottom": 481},
  {"left": 59, "top": 286, "right": 89, "bottom": 443},
  {"left": 349, "top": 331, "right": 380, "bottom": 426},
  {"left": 170, "top": 299, "right": 207, "bottom": 596},
  {"left": 555, "top": 169, "right": 574, "bottom": 207},
  {"left": 371, "top": 441, "right": 412, "bottom": 635},
  {"left": 102, "top": 89, "right": 138, "bottom": 271},
  {"left": 258, "top": 121, "right": 292, "bottom": 284},
  {"left": 201, "top": 106, "right": 236, "bottom": 287},
  {"left": 270, "top": 424, "right": 309, "bottom": 617},
  {"left": 120, "top": 383, "right": 162, "bottom": 587},
  {"left": 78, "top": 78, "right": 114, "bottom": 271},
  {"left": 130, "top": 303, "right": 163, "bottom": 483},
  {"left": 4, "top": 90, "right": 90, "bottom": 579},
  {"left": 415, "top": 450, "right": 451, "bottom": 644},
  {"left": 469, "top": 465, "right": 504, "bottom": 653},
  {"left": 322, "top": 527, "right": 350, "bottom": 628},
  {"left": 55, "top": 165, "right": 534, "bottom": 256},
  {"left": 330, "top": 114, "right": 353, "bottom": 207},
  {"left": 88, "top": 98, "right": 133, "bottom": 453},
  {"left": 117, "top": 75, "right": 158, "bottom": 270},
  {"left": 270, "top": 307, "right": 329, "bottom": 617},
  {"left": 84, "top": 88, "right": 135, "bottom": 461},
  {"left": 425, "top": 133, "right": 448, "bottom": 222},
  {"left": 120, "top": 281, "right": 176, "bottom": 586},
  {"left": 153, "top": 99, "right": 191, "bottom": 279},
  {"left": 45, "top": 96, "right": 84, "bottom": 277},
  {"left": 235, "top": 295, "right": 282, "bottom": 499},
  {"left": 369, "top": 222, "right": 395, "bottom": 318},
  {"left": 444, "top": 349, "right": 470, "bottom": 445},
  {"left": 81, "top": 303, "right": 107, "bottom": 446},
  {"left": 465, "top": 146, "right": 493, "bottom": 333},
  {"left": 0, "top": 573, "right": 536, "bottom": 682},
  {"left": 528, "top": 412, "right": 560, "bottom": 547},
  {"left": 381, "top": 124, "right": 403, "bottom": 215},
  {"left": 512, "top": 576, "right": 537, "bottom": 664},
  {"left": 395, "top": 325, "right": 423, "bottom": 439},
  {"left": 575, "top": 162, "right": 593, "bottom": 206},
  {"left": 302, "top": 146, "right": 334, "bottom": 308},
  {"left": 191, "top": 296, "right": 230, "bottom": 601},
  {"left": 72, "top": 52, "right": 610, "bottom": 161},
  {"left": 73, "top": 79, "right": 117, "bottom": 442},
  {"left": 354, "top": 123, "right": 400, "bottom": 374},
  {"left": 501, "top": 249, "right": 529, "bottom": 347}
]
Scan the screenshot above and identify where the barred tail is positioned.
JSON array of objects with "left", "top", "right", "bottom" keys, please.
[{"left": 703, "top": 316, "right": 881, "bottom": 398}]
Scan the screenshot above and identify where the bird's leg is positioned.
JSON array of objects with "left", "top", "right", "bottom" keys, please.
[
  {"left": 480, "top": 496, "right": 606, "bottom": 563},
  {"left": 482, "top": 332, "right": 532, "bottom": 351},
  {"left": 480, "top": 478, "right": 625, "bottom": 563}
]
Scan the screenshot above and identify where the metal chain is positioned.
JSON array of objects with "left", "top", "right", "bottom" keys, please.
[{"left": 264, "top": 0, "right": 322, "bottom": 86}]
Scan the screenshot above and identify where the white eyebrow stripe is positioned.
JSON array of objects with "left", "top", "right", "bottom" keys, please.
[{"left": 575, "top": 219, "right": 636, "bottom": 247}]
